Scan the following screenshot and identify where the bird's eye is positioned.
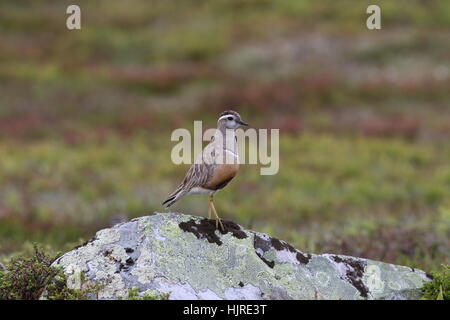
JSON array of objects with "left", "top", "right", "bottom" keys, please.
[{"left": 227, "top": 117, "right": 233, "bottom": 121}]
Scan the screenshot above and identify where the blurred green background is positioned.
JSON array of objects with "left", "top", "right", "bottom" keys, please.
[{"left": 0, "top": 0, "right": 449, "bottom": 272}]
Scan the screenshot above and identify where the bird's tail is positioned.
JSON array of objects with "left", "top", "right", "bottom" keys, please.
[{"left": 162, "top": 185, "right": 186, "bottom": 208}]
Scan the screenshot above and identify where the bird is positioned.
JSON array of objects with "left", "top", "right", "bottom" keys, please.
[{"left": 162, "top": 110, "right": 249, "bottom": 230}]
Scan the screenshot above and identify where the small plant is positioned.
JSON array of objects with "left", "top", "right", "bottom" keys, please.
[
  {"left": 127, "top": 287, "right": 170, "bottom": 300},
  {"left": 421, "top": 265, "right": 449, "bottom": 300},
  {"left": 0, "top": 244, "right": 88, "bottom": 300}
]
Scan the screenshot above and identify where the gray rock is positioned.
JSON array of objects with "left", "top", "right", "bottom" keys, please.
[{"left": 54, "top": 213, "right": 430, "bottom": 300}]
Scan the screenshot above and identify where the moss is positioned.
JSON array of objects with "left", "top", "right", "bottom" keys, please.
[
  {"left": 421, "top": 265, "right": 449, "bottom": 300},
  {"left": 0, "top": 244, "right": 98, "bottom": 300},
  {"left": 126, "top": 287, "right": 170, "bottom": 300}
]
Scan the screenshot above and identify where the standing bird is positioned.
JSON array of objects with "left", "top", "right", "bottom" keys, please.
[{"left": 162, "top": 110, "right": 249, "bottom": 230}]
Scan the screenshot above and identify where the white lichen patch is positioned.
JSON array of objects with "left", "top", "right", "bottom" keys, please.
[
  {"left": 109, "top": 246, "right": 129, "bottom": 264},
  {"left": 275, "top": 249, "right": 301, "bottom": 265},
  {"left": 95, "top": 228, "right": 121, "bottom": 245},
  {"left": 95, "top": 272, "right": 127, "bottom": 299},
  {"left": 131, "top": 247, "right": 156, "bottom": 284},
  {"left": 224, "top": 284, "right": 262, "bottom": 300}
]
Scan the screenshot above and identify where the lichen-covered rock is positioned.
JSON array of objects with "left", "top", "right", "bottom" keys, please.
[{"left": 54, "top": 213, "right": 431, "bottom": 300}]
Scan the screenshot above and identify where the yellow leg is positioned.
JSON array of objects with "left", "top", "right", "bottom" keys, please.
[
  {"left": 209, "top": 195, "right": 224, "bottom": 231},
  {"left": 208, "top": 196, "right": 212, "bottom": 219}
]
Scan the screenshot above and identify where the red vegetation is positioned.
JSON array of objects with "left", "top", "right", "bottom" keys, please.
[{"left": 359, "top": 115, "right": 421, "bottom": 139}]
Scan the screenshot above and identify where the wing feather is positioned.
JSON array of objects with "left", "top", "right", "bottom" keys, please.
[{"left": 162, "top": 134, "right": 218, "bottom": 207}]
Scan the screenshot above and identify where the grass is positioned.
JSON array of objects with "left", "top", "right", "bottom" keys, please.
[
  {"left": 421, "top": 265, "right": 450, "bottom": 300},
  {"left": 0, "top": 133, "right": 448, "bottom": 271},
  {"left": 0, "top": 0, "right": 449, "bottom": 288},
  {"left": 0, "top": 244, "right": 90, "bottom": 300}
]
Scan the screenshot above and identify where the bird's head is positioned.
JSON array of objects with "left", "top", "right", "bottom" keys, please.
[{"left": 217, "top": 110, "right": 249, "bottom": 130}]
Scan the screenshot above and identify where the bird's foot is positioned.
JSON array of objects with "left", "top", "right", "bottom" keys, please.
[{"left": 216, "top": 218, "right": 224, "bottom": 231}]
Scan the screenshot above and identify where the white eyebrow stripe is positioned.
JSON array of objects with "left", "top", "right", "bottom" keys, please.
[{"left": 218, "top": 115, "right": 234, "bottom": 121}]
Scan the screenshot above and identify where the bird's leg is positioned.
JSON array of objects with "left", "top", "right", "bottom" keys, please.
[
  {"left": 208, "top": 195, "right": 212, "bottom": 219},
  {"left": 209, "top": 195, "right": 224, "bottom": 231}
]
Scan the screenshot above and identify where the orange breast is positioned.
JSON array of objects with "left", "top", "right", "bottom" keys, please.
[{"left": 204, "top": 163, "right": 239, "bottom": 190}]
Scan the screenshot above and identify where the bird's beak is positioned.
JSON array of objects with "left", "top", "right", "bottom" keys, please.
[{"left": 237, "top": 120, "right": 249, "bottom": 127}]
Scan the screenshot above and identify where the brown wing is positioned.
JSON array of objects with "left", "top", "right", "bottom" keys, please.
[
  {"left": 162, "top": 135, "right": 218, "bottom": 207},
  {"left": 181, "top": 163, "right": 214, "bottom": 191},
  {"left": 162, "top": 163, "right": 213, "bottom": 207}
]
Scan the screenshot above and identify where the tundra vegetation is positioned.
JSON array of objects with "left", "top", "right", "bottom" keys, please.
[{"left": 0, "top": 0, "right": 449, "bottom": 299}]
